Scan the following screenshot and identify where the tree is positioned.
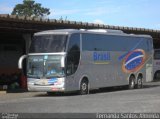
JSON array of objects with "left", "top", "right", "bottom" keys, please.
[{"left": 11, "top": 0, "right": 50, "bottom": 18}]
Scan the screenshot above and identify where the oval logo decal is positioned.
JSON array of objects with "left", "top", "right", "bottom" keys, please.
[{"left": 122, "top": 49, "right": 146, "bottom": 73}]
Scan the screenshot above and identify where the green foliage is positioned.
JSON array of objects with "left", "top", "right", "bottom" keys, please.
[{"left": 11, "top": 0, "right": 50, "bottom": 18}]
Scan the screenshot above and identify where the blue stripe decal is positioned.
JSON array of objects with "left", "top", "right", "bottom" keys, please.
[{"left": 48, "top": 78, "right": 57, "bottom": 84}]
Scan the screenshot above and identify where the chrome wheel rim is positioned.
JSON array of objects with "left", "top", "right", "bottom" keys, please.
[{"left": 82, "top": 83, "right": 87, "bottom": 91}]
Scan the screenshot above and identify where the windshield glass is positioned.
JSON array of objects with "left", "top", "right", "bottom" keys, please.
[
  {"left": 27, "top": 55, "right": 65, "bottom": 79},
  {"left": 29, "top": 35, "right": 68, "bottom": 53}
]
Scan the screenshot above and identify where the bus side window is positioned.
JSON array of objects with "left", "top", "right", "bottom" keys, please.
[{"left": 66, "top": 34, "right": 80, "bottom": 76}]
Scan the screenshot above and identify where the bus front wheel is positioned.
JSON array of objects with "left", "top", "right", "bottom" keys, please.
[{"left": 79, "top": 79, "right": 89, "bottom": 95}]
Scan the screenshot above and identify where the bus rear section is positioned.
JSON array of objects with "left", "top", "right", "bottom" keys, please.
[{"left": 78, "top": 31, "right": 153, "bottom": 93}]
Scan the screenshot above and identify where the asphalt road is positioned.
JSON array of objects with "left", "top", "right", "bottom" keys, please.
[{"left": 0, "top": 81, "right": 160, "bottom": 114}]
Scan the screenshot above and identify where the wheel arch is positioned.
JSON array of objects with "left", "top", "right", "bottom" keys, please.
[
  {"left": 128, "top": 73, "right": 136, "bottom": 82},
  {"left": 154, "top": 70, "right": 160, "bottom": 80},
  {"left": 137, "top": 73, "right": 143, "bottom": 79}
]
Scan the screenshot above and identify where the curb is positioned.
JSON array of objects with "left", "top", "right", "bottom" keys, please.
[
  {"left": 7, "top": 89, "right": 28, "bottom": 93},
  {"left": 0, "top": 91, "right": 7, "bottom": 94}
]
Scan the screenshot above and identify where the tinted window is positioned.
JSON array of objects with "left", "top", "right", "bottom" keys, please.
[
  {"left": 66, "top": 34, "right": 80, "bottom": 76},
  {"left": 154, "top": 50, "right": 160, "bottom": 59},
  {"left": 29, "top": 35, "right": 67, "bottom": 53},
  {"left": 82, "top": 33, "right": 150, "bottom": 51}
]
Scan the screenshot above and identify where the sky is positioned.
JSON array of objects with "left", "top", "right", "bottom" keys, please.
[{"left": 0, "top": 0, "right": 160, "bottom": 30}]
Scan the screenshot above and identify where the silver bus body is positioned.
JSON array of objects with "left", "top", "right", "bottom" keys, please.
[{"left": 19, "top": 29, "right": 153, "bottom": 93}]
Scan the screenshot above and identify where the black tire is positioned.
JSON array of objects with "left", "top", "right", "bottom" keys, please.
[
  {"left": 129, "top": 76, "right": 135, "bottom": 89},
  {"left": 136, "top": 76, "right": 143, "bottom": 89},
  {"left": 79, "top": 80, "right": 89, "bottom": 95}
]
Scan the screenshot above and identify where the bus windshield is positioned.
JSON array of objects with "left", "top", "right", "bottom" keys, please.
[
  {"left": 29, "top": 35, "right": 68, "bottom": 53},
  {"left": 27, "top": 55, "right": 65, "bottom": 79}
]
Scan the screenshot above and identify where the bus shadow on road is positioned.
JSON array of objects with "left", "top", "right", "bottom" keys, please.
[
  {"left": 33, "top": 87, "right": 128, "bottom": 97},
  {"left": 33, "top": 92, "right": 80, "bottom": 97},
  {"left": 90, "top": 86, "right": 129, "bottom": 94},
  {"left": 33, "top": 87, "right": 131, "bottom": 97},
  {"left": 88, "top": 84, "right": 160, "bottom": 95},
  {"left": 142, "top": 84, "right": 160, "bottom": 89},
  {"left": 33, "top": 87, "right": 129, "bottom": 97},
  {"left": 33, "top": 83, "right": 160, "bottom": 97}
]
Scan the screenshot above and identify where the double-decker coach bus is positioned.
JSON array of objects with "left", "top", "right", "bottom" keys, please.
[{"left": 18, "top": 29, "right": 153, "bottom": 95}]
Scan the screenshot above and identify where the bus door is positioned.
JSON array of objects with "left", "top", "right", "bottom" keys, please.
[{"left": 65, "top": 54, "right": 79, "bottom": 90}]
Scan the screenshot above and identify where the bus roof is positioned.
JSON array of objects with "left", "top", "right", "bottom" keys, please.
[{"left": 34, "top": 29, "right": 152, "bottom": 38}]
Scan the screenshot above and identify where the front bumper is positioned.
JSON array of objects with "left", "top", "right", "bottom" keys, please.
[
  {"left": 28, "top": 84, "right": 65, "bottom": 92},
  {"left": 27, "top": 77, "right": 65, "bottom": 92}
]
